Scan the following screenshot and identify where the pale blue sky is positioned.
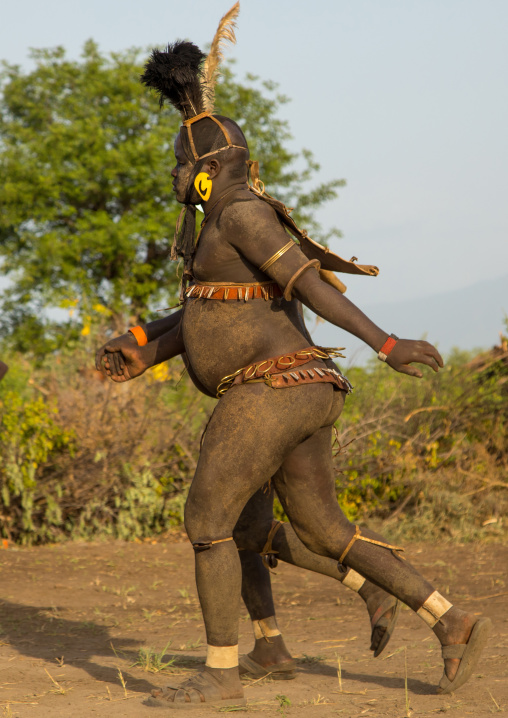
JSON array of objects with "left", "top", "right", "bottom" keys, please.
[{"left": 1, "top": 1, "right": 507, "bottom": 344}]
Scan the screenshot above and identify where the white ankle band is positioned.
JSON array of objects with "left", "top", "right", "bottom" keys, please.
[
  {"left": 253, "top": 616, "right": 281, "bottom": 641},
  {"left": 342, "top": 569, "right": 366, "bottom": 592},
  {"left": 417, "top": 591, "right": 453, "bottom": 627},
  {"left": 206, "top": 644, "right": 238, "bottom": 669}
]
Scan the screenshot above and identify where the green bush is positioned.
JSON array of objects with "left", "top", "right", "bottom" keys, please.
[
  {"left": 0, "top": 390, "right": 75, "bottom": 543},
  {"left": 332, "top": 345, "right": 508, "bottom": 539},
  {"left": 0, "top": 349, "right": 213, "bottom": 544},
  {"left": 0, "top": 339, "right": 506, "bottom": 545}
]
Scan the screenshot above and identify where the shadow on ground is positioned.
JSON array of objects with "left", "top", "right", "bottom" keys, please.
[
  {"left": 0, "top": 599, "right": 156, "bottom": 694},
  {"left": 297, "top": 661, "right": 435, "bottom": 695}
]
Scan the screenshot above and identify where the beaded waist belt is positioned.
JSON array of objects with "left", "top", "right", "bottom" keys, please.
[
  {"left": 186, "top": 281, "right": 283, "bottom": 302},
  {"left": 216, "top": 345, "right": 352, "bottom": 398}
]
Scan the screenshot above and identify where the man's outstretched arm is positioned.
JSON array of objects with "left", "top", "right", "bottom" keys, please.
[
  {"left": 135, "top": 308, "right": 184, "bottom": 344},
  {"left": 96, "top": 308, "right": 183, "bottom": 373},
  {"left": 96, "top": 315, "right": 185, "bottom": 383},
  {"left": 291, "top": 270, "right": 443, "bottom": 377},
  {"left": 227, "top": 201, "right": 443, "bottom": 377}
]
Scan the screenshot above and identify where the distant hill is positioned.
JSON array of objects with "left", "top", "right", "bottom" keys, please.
[{"left": 312, "top": 273, "right": 508, "bottom": 366}]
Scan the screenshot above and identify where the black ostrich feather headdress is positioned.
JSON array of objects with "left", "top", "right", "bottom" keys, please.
[
  {"left": 140, "top": 5, "right": 245, "bottom": 286},
  {"left": 140, "top": 1, "right": 239, "bottom": 121},
  {"left": 140, "top": 41, "right": 206, "bottom": 120}
]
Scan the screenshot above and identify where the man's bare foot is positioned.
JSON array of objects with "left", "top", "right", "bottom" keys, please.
[
  {"left": 239, "top": 634, "right": 296, "bottom": 679},
  {"left": 358, "top": 583, "right": 399, "bottom": 656},
  {"left": 147, "top": 666, "right": 245, "bottom": 708}
]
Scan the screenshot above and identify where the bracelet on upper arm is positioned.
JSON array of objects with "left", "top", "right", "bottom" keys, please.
[
  {"left": 129, "top": 325, "right": 148, "bottom": 346},
  {"left": 283, "top": 259, "right": 321, "bottom": 301},
  {"left": 259, "top": 240, "right": 295, "bottom": 273},
  {"left": 378, "top": 334, "right": 399, "bottom": 362}
]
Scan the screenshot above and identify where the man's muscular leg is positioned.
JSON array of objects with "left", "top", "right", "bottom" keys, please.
[
  {"left": 151, "top": 384, "right": 487, "bottom": 705},
  {"left": 235, "top": 481, "right": 400, "bottom": 677},
  {"left": 274, "top": 417, "right": 489, "bottom": 693},
  {"left": 239, "top": 550, "right": 297, "bottom": 678},
  {"left": 234, "top": 388, "right": 398, "bottom": 668},
  {"left": 235, "top": 489, "right": 295, "bottom": 678},
  {"left": 149, "top": 382, "right": 335, "bottom": 706}
]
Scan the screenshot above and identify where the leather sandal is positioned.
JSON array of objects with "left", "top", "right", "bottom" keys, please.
[
  {"left": 437, "top": 617, "right": 491, "bottom": 694},
  {"left": 370, "top": 596, "right": 400, "bottom": 657},
  {"left": 145, "top": 671, "right": 246, "bottom": 710},
  {"left": 239, "top": 653, "right": 296, "bottom": 680}
]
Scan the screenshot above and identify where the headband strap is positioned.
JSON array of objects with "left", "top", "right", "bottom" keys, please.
[{"left": 182, "top": 112, "right": 246, "bottom": 162}]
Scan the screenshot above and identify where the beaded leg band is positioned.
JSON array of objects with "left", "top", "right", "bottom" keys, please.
[
  {"left": 341, "top": 569, "right": 366, "bottom": 592},
  {"left": 338, "top": 525, "right": 404, "bottom": 570},
  {"left": 206, "top": 644, "right": 239, "bottom": 669},
  {"left": 417, "top": 591, "right": 453, "bottom": 627},
  {"left": 252, "top": 616, "right": 281, "bottom": 641}
]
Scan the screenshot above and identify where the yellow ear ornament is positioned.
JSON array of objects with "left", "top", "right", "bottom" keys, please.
[{"left": 194, "top": 172, "right": 213, "bottom": 202}]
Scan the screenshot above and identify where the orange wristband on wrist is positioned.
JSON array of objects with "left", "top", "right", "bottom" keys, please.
[
  {"left": 129, "top": 325, "right": 148, "bottom": 346},
  {"left": 378, "top": 334, "right": 398, "bottom": 362}
]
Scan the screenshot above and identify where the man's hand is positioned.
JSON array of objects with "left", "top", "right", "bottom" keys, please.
[
  {"left": 385, "top": 339, "right": 444, "bottom": 378},
  {"left": 95, "top": 333, "right": 149, "bottom": 383}
]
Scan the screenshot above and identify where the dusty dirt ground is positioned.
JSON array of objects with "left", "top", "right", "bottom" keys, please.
[{"left": 0, "top": 539, "right": 506, "bottom": 718}]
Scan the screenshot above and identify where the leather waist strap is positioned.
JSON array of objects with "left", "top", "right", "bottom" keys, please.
[
  {"left": 186, "top": 281, "right": 283, "bottom": 302},
  {"left": 216, "top": 345, "right": 351, "bottom": 397},
  {"left": 265, "top": 366, "right": 352, "bottom": 392}
]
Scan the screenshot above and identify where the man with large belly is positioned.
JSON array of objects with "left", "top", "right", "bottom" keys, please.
[{"left": 95, "top": 32, "right": 490, "bottom": 710}]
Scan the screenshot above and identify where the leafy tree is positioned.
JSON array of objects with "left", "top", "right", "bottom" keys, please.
[{"left": 0, "top": 41, "right": 344, "bottom": 352}]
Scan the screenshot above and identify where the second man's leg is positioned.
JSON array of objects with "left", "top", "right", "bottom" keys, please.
[{"left": 273, "top": 422, "right": 490, "bottom": 694}]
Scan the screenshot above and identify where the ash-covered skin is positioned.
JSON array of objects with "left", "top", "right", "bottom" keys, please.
[
  {"left": 96, "top": 127, "right": 485, "bottom": 701},
  {"left": 172, "top": 133, "right": 445, "bottom": 615}
]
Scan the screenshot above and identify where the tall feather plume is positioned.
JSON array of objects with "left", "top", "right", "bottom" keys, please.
[
  {"left": 202, "top": 2, "right": 240, "bottom": 113},
  {"left": 141, "top": 41, "right": 206, "bottom": 120}
]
